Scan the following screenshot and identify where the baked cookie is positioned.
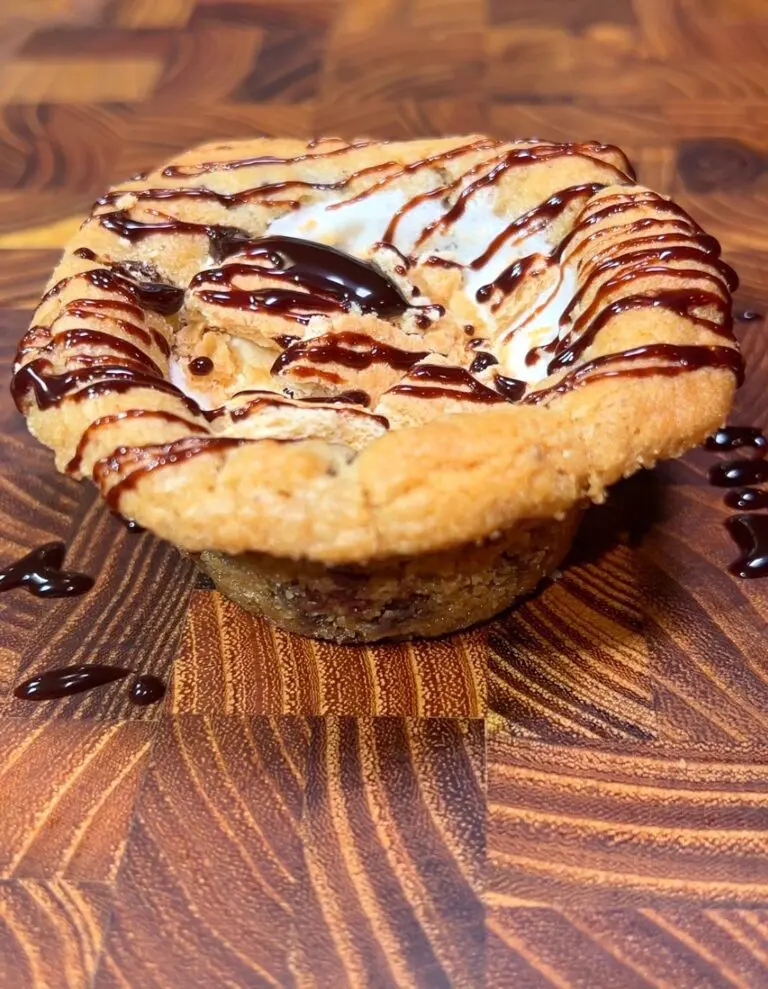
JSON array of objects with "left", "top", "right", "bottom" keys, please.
[{"left": 12, "top": 137, "right": 741, "bottom": 641}]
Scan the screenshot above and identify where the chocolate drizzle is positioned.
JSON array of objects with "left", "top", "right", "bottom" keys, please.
[
  {"left": 549, "top": 289, "right": 735, "bottom": 372},
  {"left": 196, "top": 236, "right": 410, "bottom": 318},
  {"left": 67, "top": 409, "right": 207, "bottom": 475},
  {"left": 704, "top": 425, "right": 768, "bottom": 580},
  {"left": 552, "top": 193, "right": 704, "bottom": 264},
  {"left": 229, "top": 391, "right": 389, "bottom": 429},
  {"left": 476, "top": 254, "right": 548, "bottom": 305},
  {"left": 736, "top": 309, "right": 764, "bottom": 323},
  {"left": 160, "top": 139, "right": 380, "bottom": 178},
  {"left": 189, "top": 356, "right": 214, "bottom": 376},
  {"left": 391, "top": 364, "right": 507, "bottom": 404},
  {"left": 469, "top": 351, "right": 499, "bottom": 374},
  {"left": 14, "top": 664, "right": 128, "bottom": 700},
  {"left": 725, "top": 515, "right": 768, "bottom": 578},
  {"left": 525, "top": 344, "right": 744, "bottom": 404},
  {"left": 560, "top": 246, "right": 738, "bottom": 330},
  {"left": 725, "top": 489, "right": 768, "bottom": 511},
  {"left": 0, "top": 542, "right": 93, "bottom": 598},
  {"left": 95, "top": 436, "right": 249, "bottom": 511},
  {"left": 494, "top": 375, "right": 526, "bottom": 402},
  {"left": 424, "top": 256, "right": 464, "bottom": 270},
  {"left": 11, "top": 359, "right": 200, "bottom": 417},
  {"left": 45, "top": 258, "right": 184, "bottom": 317},
  {"left": 13, "top": 663, "right": 167, "bottom": 705},
  {"left": 272, "top": 331, "right": 428, "bottom": 376},
  {"left": 709, "top": 459, "right": 768, "bottom": 488},
  {"left": 129, "top": 674, "right": 166, "bottom": 706},
  {"left": 705, "top": 426, "right": 768, "bottom": 454},
  {"left": 98, "top": 210, "right": 253, "bottom": 266},
  {"left": 471, "top": 183, "right": 604, "bottom": 270}
]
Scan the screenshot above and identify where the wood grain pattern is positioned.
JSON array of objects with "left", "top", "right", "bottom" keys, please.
[
  {"left": 488, "top": 905, "right": 768, "bottom": 989},
  {"left": 488, "top": 735, "right": 768, "bottom": 908},
  {"left": 295, "top": 718, "right": 484, "bottom": 988},
  {"left": 96, "top": 716, "right": 309, "bottom": 988},
  {"left": 0, "top": 719, "right": 151, "bottom": 880},
  {"left": 0, "top": 881, "right": 112, "bottom": 989},
  {"left": 488, "top": 542, "right": 654, "bottom": 742},
  {"left": 171, "top": 592, "right": 485, "bottom": 716},
  {"left": 0, "top": 0, "right": 767, "bottom": 985}
]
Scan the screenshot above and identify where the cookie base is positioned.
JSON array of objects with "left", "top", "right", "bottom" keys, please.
[{"left": 197, "top": 509, "right": 582, "bottom": 643}]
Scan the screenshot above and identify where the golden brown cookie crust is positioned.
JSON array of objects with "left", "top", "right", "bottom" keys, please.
[{"left": 13, "top": 136, "right": 739, "bottom": 564}]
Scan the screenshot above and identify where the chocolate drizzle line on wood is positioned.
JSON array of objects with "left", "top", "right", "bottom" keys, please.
[
  {"left": 704, "top": 425, "right": 768, "bottom": 579},
  {"left": 0, "top": 542, "right": 94, "bottom": 598},
  {"left": 14, "top": 664, "right": 128, "bottom": 700},
  {"left": 725, "top": 515, "right": 768, "bottom": 578},
  {"left": 14, "top": 664, "right": 167, "bottom": 705}
]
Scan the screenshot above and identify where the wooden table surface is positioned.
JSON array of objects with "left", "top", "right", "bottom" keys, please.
[{"left": 1, "top": 1, "right": 768, "bottom": 986}]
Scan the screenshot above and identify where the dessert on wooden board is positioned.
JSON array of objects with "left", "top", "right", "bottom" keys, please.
[{"left": 11, "top": 136, "right": 741, "bottom": 642}]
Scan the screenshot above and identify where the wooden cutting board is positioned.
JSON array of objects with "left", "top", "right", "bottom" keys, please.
[{"left": 1, "top": 1, "right": 768, "bottom": 987}]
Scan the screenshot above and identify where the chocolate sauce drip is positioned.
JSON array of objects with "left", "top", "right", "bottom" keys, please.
[
  {"left": 229, "top": 392, "right": 389, "bottom": 428},
  {"left": 246, "top": 236, "right": 410, "bottom": 315},
  {"left": 99, "top": 210, "right": 253, "bottom": 268},
  {"left": 112, "top": 513, "right": 145, "bottom": 533},
  {"left": 0, "top": 542, "right": 93, "bottom": 598},
  {"left": 342, "top": 139, "right": 500, "bottom": 218},
  {"left": 160, "top": 139, "right": 379, "bottom": 178},
  {"left": 471, "top": 183, "right": 604, "bottom": 270},
  {"left": 63, "top": 297, "right": 146, "bottom": 324},
  {"left": 476, "top": 254, "right": 547, "bottom": 305},
  {"left": 129, "top": 675, "right": 166, "bottom": 706},
  {"left": 561, "top": 246, "right": 738, "bottom": 330},
  {"left": 74, "top": 247, "right": 97, "bottom": 260},
  {"left": 424, "top": 256, "right": 464, "bottom": 270},
  {"left": 14, "top": 664, "right": 128, "bottom": 701},
  {"left": 199, "top": 287, "right": 344, "bottom": 323},
  {"left": 272, "top": 331, "right": 428, "bottom": 376},
  {"left": 296, "top": 389, "right": 372, "bottom": 407},
  {"left": 44, "top": 261, "right": 184, "bottom": 317},
  {"left": 47, "top": 329, "right": 163, "bottom": 377},
  {"left": 192, "top": 236, "right": 410, "bottom": 320},
  {"left": 552, "top": 195, "right": 704, "bottom": 264},
  {"left": 189, "top": 356, "right": 214, "bottom": 376},
  {"left": 469, "top": 351, "right": 499, "bottom": 373},
  {"left": 736, "top": 309, "right": 763, "bottom": 323},
  {"left": 97, "top": 436, "right": 248, "bottom": 511},
  {"left": 274, "top": 335, "right": 300, "bottom": 350},
  {"left": 67, "top": 409, "right": 208, "bottom": 475},
  {"left": 705, "top": 426, "right": 767, "bottom": 454},
  {"left": 418, "top": 146, "right": 631, "bottom": 246},
  {"left": 11, "top": 359, "right": 198, "bottom": 416},
  {"left": 725, "top": 515, "right": 768, "bottom": 578},
  {"left": 725, "top": 488, "right": 768, "bottom": 511},
  {"left": 110, "top": 259, "right": 185, "bottom": 315},
  {"left": 105, "top": 172, "right": 384, "bottom": 217},
  {"left": 98, "top": 185, "right": 304, "bottom": 212},
  {"left": 392, "top": 364, "right": 507, "bottom": 404},
  {"left": 525, "top": 344, "right": 744, "bottom": 404},
  {"left": 549, "top": 289, "right": 734, "bottom": 372},
  {"left": 412, "top": 305, "right": 445, "bottom": 329},
  {"left": 709, "top": 459, "right": 768, "bottom": 487},
  {"left": 494, "top": 375, "right": 526, "bottom": 402}
]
